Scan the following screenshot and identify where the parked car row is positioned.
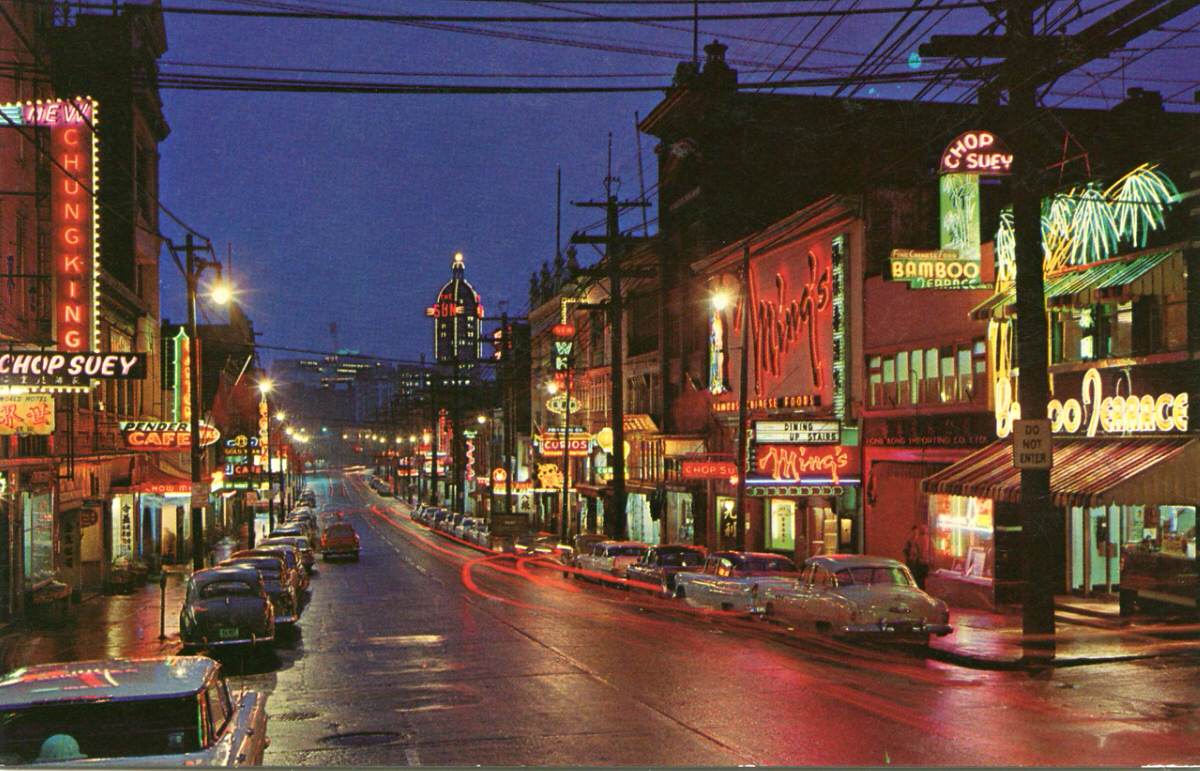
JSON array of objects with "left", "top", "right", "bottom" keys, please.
[
  {"left": 366, "top": 474, "right": 392, "bottom": 496},
  {"left": 403, "top": 498, "right": 955, "bottom": 645}
]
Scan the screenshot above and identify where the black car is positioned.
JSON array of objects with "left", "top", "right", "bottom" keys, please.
[
  {"left": 625, "top": 545, "right": 708, "bottom": 594},
  {"left": 179, "top": 565, "right": 275, "bottom": 652}
]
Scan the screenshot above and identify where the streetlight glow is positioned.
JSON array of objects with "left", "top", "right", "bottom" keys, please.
[
  {"left": 257, "top": 379, "right": 274, "bottom": 395},
  {"left": 276, "top": 410, "right": 287, "bottom": 422},
  {"left": 546, "top": 381, "right": 560, "bottom": 395},
  {"left": 477, "top": 414, "right": 487, "bottom": 425},
  {"left": 711, "top": 290, "right": 732, "bottom": 312},
  {"left": 210, "top": 281, "right": 233, "bottom": 306}
]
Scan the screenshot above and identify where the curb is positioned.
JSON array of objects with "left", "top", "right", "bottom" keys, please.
[{"left": 929, "top": 644, "right": 1198, "bottom": 670}]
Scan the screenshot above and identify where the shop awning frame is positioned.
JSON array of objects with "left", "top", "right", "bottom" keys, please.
[
  {"left": 921, "top": 436, "right": 1200, "bottom": 508},
  {"left": 970, "top": 247, "right": 1183, "bottom": 321}
]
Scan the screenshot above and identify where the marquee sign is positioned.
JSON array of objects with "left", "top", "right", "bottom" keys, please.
[
  {"left": 754, "top": 420, "right": 839, "bottom": 444},
  {"left": 0, "top": 394, "right": 54, "bottom": 436},
  {"left": 222, "top": 434, "right": 263, "bottom": 479},
  {"left": 750, "top": 444, "right": 860, "bottom": 485},
  {"left": 939, "top": 130, "right": 1012, "bottom": 175},
  {"left": 538, "top": 433, "right": 591, "bottom": 457},
  {"left": 545, "top": 393, "right": 582, "bottom": 416},
  {"left": 120, "top": 421, "right": 220, "bottom": 450},
  {"left": 0, "top": 352, "right": 146, "bottom": 386}
]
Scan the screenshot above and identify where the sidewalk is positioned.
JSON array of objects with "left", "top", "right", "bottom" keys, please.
[
  {"left": 930, "top": 605, "right": 1200, "bottom": 669},
  {"left": 0, "top": 570, "right": 186, "bottom": 673}
]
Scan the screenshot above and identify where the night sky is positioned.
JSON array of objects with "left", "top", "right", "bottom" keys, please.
[{"left": 156, "top": 1, "right": 1198, "bottom": 363}]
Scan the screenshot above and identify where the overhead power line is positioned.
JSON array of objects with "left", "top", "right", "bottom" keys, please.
[{"left": 82, "top": 1, "right": 996, "bottom": 23}]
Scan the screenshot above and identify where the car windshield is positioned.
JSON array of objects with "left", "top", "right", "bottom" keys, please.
[
  {"left": 660, "top": 550, "right": 704, "bottom": 567},
  {"left": 741, "top": 557, "right": 796, "bottom": 573},
  {"left": 326, "top": 525, "right": 355, "bottom": 538},
  {"left": 835, "top": 566, "right": 915, "bottom": 587},
  {"left": 615, "top": 546, "right": 646, "bottom": 557},
  {"left": 0, "top": 696, "right": 202, "bottom": 762},
  {"left": 199, "top": 579, "right": 257, "bottom": 598}
]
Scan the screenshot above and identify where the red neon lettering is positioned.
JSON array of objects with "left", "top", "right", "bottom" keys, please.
[
  {"left": 62, "top": 152, "right": 81, "bottom": 171},
  {"left": 743, "top": 249, "right": 831, "bottom": 395},
  {"left": 756, "top": 445, "right": 849, "bottom": 484}
]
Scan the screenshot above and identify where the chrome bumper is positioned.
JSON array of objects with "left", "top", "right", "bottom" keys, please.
[
  {"left": 840, "top": 621, "right": 953, "bottom": 637},
  {"left": 195, "top": 632, "right": 274, "bottom": 648},
  {"left": 275, "top": 613, "right": 298, "bottom": 624}
]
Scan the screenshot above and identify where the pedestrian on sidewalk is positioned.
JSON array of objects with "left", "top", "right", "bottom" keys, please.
[{"left": 904, "top": 524, "right": 931, "bottom": 589}]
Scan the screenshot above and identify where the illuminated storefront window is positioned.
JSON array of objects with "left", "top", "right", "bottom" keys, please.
[
  {"left": 766, "top": 499, "right": 795, "bottom": 551},
  {"left": 929, "top": 494, "right": 993, "bottom": 578},
  {"left": 21, "top": 491, "right": 54, "bottom": 588}
]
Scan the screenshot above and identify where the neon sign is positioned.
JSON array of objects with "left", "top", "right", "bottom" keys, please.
[
  {"left": 993, "top": 366, "right": 1187, "bottom": 439},
  {"left": 120, "top": 421, "right": 220, "bottom": 450},
  {"left": 0, "top": 395, "right": 54, "bottom": 436},
  {"left": 680, "top": 459, "right": 737, "bottom": 480},
  {"left": 708, "top": 307, "right": 728, "bottom": 394},
  {"left": 751, "top": 444, "right": 858, "bottom": 485},
  {"left": 939, "top": 130, "right": 1012, "bottom": 175}
]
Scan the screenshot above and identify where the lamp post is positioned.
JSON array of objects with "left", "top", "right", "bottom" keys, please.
[
  {"left": 181, "top": 233, "right": 231, "bottom": 571},
  {"left": 546, "top": 379, "right": 571, "bottom": 542},
  {"left": 713, "top": 246, "right": 750, "bottom": 552}
]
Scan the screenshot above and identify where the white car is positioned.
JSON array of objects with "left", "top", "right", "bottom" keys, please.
[
  {"left": 673, "top": 551, "right": 798, "bottom": 613},
  {"left": 760, "top": 554, "right": 952, "bottom": 642},
  {"left": 575, "top": 541, "right": 649, "bottom": 579}
]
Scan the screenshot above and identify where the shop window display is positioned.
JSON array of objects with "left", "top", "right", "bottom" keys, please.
[
  {"left": 767, "top": 499, "right": 795, "bottom": 551},
  {"left": 22, "top": 492, "right": 53, "bottom": 588},
  {"left": 929, "top": 494, "right": 994, "bottom": 578}
]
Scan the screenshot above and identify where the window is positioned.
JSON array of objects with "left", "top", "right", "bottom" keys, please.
[
  {"left": 1163, "top": 295, "right": 1187, "bottom": 351},
  {"left": 939, "top": 348, "right": 956, "bottom": 402},
  {"left": 882, "top": 357, "right": 896, "bottom": 405},
  {"left": 205, "top": 683, "right": 231, "bottom": 739},
  {"left": 957, "top": 348, "right": 972, "bottom": 400},
  {"left": 895, "top": 351, "right": 910, "bottom": 404},
  {"left": 909, "top": 350, "right": 923, "bottom": 405},
  {"left": 867, "top": 356, "right": 882, "bottom": 407},
  {"left": 767, "top": 499, "right": 796, "bottom": 551},
  {"left": 923, "top": 348, "right": 939, "bottom": 402}
]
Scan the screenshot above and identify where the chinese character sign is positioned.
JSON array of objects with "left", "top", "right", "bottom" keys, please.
[{"left": 0, "top": 395, "right": 55, "bottom": 435}]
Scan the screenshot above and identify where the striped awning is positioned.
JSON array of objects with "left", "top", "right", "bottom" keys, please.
[
  {"left": 970, "top": 248, "right": 1182, "bottom": 320},
  {"left": 921, "top": 436, "right": 1199, "bottom": 509}
]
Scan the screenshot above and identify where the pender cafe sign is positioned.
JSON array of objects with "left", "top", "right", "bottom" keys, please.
[{"left": 120, "top": 421, "right": 220, "bottom": 451}]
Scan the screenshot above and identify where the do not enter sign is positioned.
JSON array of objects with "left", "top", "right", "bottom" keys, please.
[{"left": 1013, "top": 419, "right": 1053, "bottom": 469}]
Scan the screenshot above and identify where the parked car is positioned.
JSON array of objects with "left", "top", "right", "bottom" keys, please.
[
  {"left": 470, "top": 519, "right": 491, "bottom": 547},
  {"left": 454, "top": 517, "right": 478, "bottom": 541},
  {"left": 260, "top": 535, "right": 315, "bottom": 574},
  {"left": 220, "top": 554, "right": 299, "bottom": 625},
  {"left": 673, "top": 551, "right": 799, "bottom": 613},
  {"left": 427, "top": 508, "right": 453, "bottom": 531},
  {"left": 1119, "top": 545, "right": 1199, "bottom": 616},
  {"left": 254, "top": 544, "right": 308, "bottom": 593},
  {"left": 436, "top": 512, "right": 466, "bottom": 535},
  {"left": 760, "top": 555, "right": 952, "bottom": 642},
  {"left": 270, "top": 522, "right": 308, "bottom": 543},
  {"left": 321, "top": 522, "right": 361, "bottom": 561},
  {"left": 561, "top": 533, "right": 609, "bottom": 576},
  {"left": 230, "top": 548, "right": 303, "bottom": 598},
  {"left": 0, "top": 656, "right": 268, "bottom": 765},
  {"left": 285, "top": 512, "right": 319, "bottom": 541},
  {"left": 625, "top": 545, "right": 708, "bottom": 594},
  {"left": 575, "top": 541, "right": 649, "bottom": 579},
  {"left": 410, "top": 504, "right": 429, "bottom": 522},
  {"left": 179, "top": 566, "right": 275, "bottom": 653}
]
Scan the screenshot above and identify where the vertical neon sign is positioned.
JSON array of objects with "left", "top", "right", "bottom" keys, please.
[{"left": 42, "top": 99, "right": 98, "bottom": 353}]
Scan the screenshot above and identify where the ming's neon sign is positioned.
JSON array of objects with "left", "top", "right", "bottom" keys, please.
[
  {"left": 753, "top": 444, "right": 855, "bottom": 484},
  {"left": 736, "top": 246, "right": 832, "bottom": 397}
]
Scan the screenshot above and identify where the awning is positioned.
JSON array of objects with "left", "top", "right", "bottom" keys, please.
[
  {"left": 117, "top": 458, "right": 207, "bottom": 495},
  {"left": 971, "top": 248, "right": 1183, "bottom": 320},
  {"left": 921, "top": 436, "right": 1200, "bottom": 508}
]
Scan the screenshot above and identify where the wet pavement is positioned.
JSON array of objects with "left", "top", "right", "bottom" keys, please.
[{"left": 4, "top": 470, "right": 1200, "bottom": 766}]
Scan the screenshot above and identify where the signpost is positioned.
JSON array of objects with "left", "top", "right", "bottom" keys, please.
[{"left": 1012, "top": 419, "right": 1053, "bottom": 470}]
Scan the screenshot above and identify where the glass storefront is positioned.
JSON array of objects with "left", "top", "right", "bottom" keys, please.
[
  {"left": 21, "top": 491, "right": 54, "bottom": 588},
  {"left": 668, "top": 492, "right": 693, "bottom": 544},
  {"left": 627, "top": 493, "right": 659, "bottom": 544},
  {"left": 929, "top": 494, "right": 994, "bottom": 578}
]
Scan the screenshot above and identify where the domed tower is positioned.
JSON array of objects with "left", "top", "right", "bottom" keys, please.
[{"left": 426, "top": 252, "right": 483, "bottom": 364}]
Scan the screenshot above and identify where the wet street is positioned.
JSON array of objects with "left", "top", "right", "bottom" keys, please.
[{"left": 190, "top": 470, "right": 1200, "bottom": 766}]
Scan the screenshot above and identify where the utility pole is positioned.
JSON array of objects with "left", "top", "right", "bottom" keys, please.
[
  {"left": 734, "top": 242, "right": 752, "bottom": 552},
  {"left": 920, "top": 0, "right": 1197, "bottom": 660},
  {"left": 429, "top": 366, "right": 440, "bottom": 506},
  {"left": 571, "top": 185, "right": 652, "bottom": 537}
]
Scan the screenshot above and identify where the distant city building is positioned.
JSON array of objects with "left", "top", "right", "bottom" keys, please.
[{"left": 427, "top": 252, "right": 483, "bottom": 365}]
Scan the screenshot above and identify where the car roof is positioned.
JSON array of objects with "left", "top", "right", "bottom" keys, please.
[
  {"left": 600, "top": 540, "right": 648, "bottom": 548},
  {"left": 806, "top": 554, "right": 905, "bottom": 569},
  {"left": 222, "top": 556, "right": 284, "bottom": 571},
  {"left": 0, "top": 656, "right": 216, "bottom": 710},
  {"left": 191, "top": 565, "right": 260, "bottom": 585},
  {"left": 262, "top": 535, "right": 308, "bottom": 546},
  {"left": 655, "top": 544, "right": 705, "bottom": 552}
]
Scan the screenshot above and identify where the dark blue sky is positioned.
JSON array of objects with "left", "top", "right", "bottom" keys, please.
[{"left": 156, "top": 1, "right": 1197, "bottom": 363}]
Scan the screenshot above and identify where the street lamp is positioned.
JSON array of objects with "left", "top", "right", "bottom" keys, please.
[
  {"left": 181, "top": 234, "right": 230, "bottom": 571},
  {"left": 258, "top": 380, "right": 284, "bottom": 531},
  {"left": 714, "top": 249, "right": 751, "bottom": 551}
]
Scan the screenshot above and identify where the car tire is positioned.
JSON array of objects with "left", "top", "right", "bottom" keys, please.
[{"left": 674, "top": 586, "right": 686, "bottom": 600}]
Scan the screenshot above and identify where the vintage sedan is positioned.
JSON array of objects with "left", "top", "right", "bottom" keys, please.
[
  {"left": 760, "top": 554, "right": 952, "bottom": 642},
  {"left": 259, "top": 535, "right": 315, "bottom": 575},
  {"left": 321, "top": 522, "right": 361, "bottom": 561},
  {"left": 220, "top": 555, "right": 299, "bottom": 625},
  {"left": 0, "top": 655, "right": 268, "bottom": 765},
  {"left": 673, "top": 551, "right": 799, "bottom": 613},
  {"left": 231, "top": 549, "right": 303, "bottom": 598},
  {"left": 180, "top": 566, "right": 275, "bottom": 653},
  {"left": 253, "top": 544, "right": 309, "bottom": 593},
  {"left": 575, "top": 541, "right": 649, "bottom": 579},
  {"left": 625, "top": 545, "right": 707, "bottom": 594}
]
